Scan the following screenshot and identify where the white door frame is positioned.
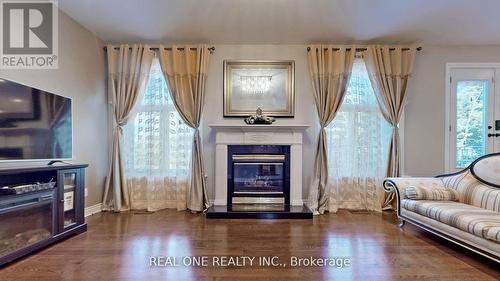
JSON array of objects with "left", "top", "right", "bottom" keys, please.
[{"left": 445, "top": 63, "right": 500, "bottom": 172}]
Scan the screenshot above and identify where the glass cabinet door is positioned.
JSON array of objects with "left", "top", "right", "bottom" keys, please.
[
  {"left": 63, "top": 172, "right": 77, "bottom": 228},
  {"left": 58, "top": 169, "right": 81, "bottom": 233}
]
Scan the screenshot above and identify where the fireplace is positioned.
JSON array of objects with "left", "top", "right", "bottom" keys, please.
[
  {"left": 207, "top": 125, "right": 311, "bottom": 218},
  {"left": 227, "top": 145, "right": 290, "bottom": 205},
  {"left": 0, "top": 190, "right": 55, "bottom": 258}
]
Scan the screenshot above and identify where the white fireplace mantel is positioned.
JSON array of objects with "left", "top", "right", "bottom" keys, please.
[
  {"left": 208, "top": 124, "right": 310, "bottom": 130},
  {"left": 209, "top": 124, "right": 309, "bottom": 206}
]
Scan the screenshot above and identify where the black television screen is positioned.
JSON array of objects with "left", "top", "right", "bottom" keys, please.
[{"left": 0, "top": 78, "right": 72, "bottom": 161}]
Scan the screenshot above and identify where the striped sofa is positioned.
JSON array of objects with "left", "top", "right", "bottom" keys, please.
[{"left": 383, "top": 153, "right": 500, "bottom": 262}]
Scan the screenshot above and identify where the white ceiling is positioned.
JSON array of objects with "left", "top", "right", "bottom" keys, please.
[{"left": 59, "top": 0, "right": 500, "bottom": 45}]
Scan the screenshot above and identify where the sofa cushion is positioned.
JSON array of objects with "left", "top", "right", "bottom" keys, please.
[
  {"left": 405, "top": 186, "right": 459, "bottom": 201},
  {"left": 402, "top": 199, "right": 500, "bottom": 243},
  {"left": 441, "top": 171, "right": 500, "bottom": 212},
  {"left": 385, "top": 177, "right": 446, "bottom": 202}
]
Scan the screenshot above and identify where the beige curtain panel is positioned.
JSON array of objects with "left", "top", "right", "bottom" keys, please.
[
  {"left": 364, "top": 45, "right": 416, "bottom": 209},
  {"left": 103, "top": 44, "right": 154, "bottom": 212},
  {"left": 307, "top": 45, "right": 355, "bottom": 214},
  {"left": 158, "top": 44, "right": 210, "bottom": 212}
]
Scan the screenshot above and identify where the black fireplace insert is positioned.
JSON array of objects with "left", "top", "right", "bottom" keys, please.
[
  {"left": 227, "top": 145, "right": 290, "bottom": 205},
  {"left": 0, "top": 190, "right": 55, "bottom": 258}
]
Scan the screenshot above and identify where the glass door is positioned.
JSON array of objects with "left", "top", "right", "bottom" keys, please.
[
  {"left": 57, "top": 169, "right": 81, "bottom": 232},
  {"left": 448, "top": 68, "right": 496, "bottom": 171},
  {"left": 233, "top": 162, "right": 285, "bottom": 193}
]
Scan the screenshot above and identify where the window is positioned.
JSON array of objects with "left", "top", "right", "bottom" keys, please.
[
  {"left": 123, "top": 58, "right": 193, "bottom": 176},
  {"left": 326, "top": 58, "right": 391, "bottom": 178},
  {"left": 325, "top": 58, "right": 391, "bottom": 212},
  {"left": 455, "top": 80, "right": 488, "bottom": 168}
]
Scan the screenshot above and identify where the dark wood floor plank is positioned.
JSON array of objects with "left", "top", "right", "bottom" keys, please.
[{"left": 0, "top": 210, "right": 498, "bottom": 281}]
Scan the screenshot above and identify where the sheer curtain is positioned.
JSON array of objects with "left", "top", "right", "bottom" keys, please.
[
  {"left": 326, "top": 57, "right": 391, "bottom": 213},
  {"left": 122, "top": 57, "right": 193, "bottom": 211}
]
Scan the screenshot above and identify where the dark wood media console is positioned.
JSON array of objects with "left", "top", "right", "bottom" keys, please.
[{"left": 0, "top": 164, "right": 88, "bottom": 266}]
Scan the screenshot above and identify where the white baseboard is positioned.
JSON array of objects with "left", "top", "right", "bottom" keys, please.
[{"left": 85, "top": 203, "right": 102, "bottom": 217}]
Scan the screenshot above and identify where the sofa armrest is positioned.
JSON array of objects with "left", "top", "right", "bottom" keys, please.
[{"left": 383, "top": 177, "right": 446, "bottom": 216}]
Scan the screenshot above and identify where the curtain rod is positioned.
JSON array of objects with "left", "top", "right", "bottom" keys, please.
[
  {"left": 103, "top": 46, "right": 216, "bottom": 54},
  {"left": 306, "top": 46, "right": 422, "bottom": 52}
]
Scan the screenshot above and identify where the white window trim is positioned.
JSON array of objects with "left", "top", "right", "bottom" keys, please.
[{"left": 444, "top": 63, "right": 500, "bottom": 172}]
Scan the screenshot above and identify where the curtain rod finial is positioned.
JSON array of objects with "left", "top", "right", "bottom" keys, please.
[{"left": 208, "top": 46, "right": 215, "bottom": 54}]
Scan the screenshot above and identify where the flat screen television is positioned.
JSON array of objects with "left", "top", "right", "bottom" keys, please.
[{"left": 0, "top": 78, "right": 72, "bottom": 161}]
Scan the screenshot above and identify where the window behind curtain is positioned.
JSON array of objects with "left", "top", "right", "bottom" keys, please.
[
  {"left": 326, "top": 58, "right": 391, "bottom": 178},
  {"left": 123, "top": 58, "right": 193, "bottom": 177}
]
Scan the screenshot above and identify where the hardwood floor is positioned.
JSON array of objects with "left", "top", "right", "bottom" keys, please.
[{"left": 1, "top": 210, "right": 498, "bottom": 281}]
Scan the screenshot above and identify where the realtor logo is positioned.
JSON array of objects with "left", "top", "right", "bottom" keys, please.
[{"left": 0, "top": 0, "right": 58, "bottom": 69}]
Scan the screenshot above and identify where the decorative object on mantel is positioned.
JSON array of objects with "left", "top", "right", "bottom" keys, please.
[
  {"left": 244, "top": 107, "right": 276, "bottom": 125},
  {"left": 224, "top": 60, "right": 295, "bottom": 117}
]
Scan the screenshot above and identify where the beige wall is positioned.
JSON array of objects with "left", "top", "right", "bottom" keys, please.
[
  {"left": 404, "top": 45, "right": 500, "bottom": 176},
  {"left": 2, "top": 29, "right": 492, "bottom": 206},
  {"left": 0, "top": 11, "right": 107, "bottom": 207},
  {"left": 201, "top": 45, "right": 319, "bottom": 201},
  {"left": 203, "top": 44, "right": 500, "bottom": 199}
]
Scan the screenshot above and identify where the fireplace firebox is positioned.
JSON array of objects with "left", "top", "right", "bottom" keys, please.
[{"left": 227, "top": 145, "right": 290, "bottom": 205}]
